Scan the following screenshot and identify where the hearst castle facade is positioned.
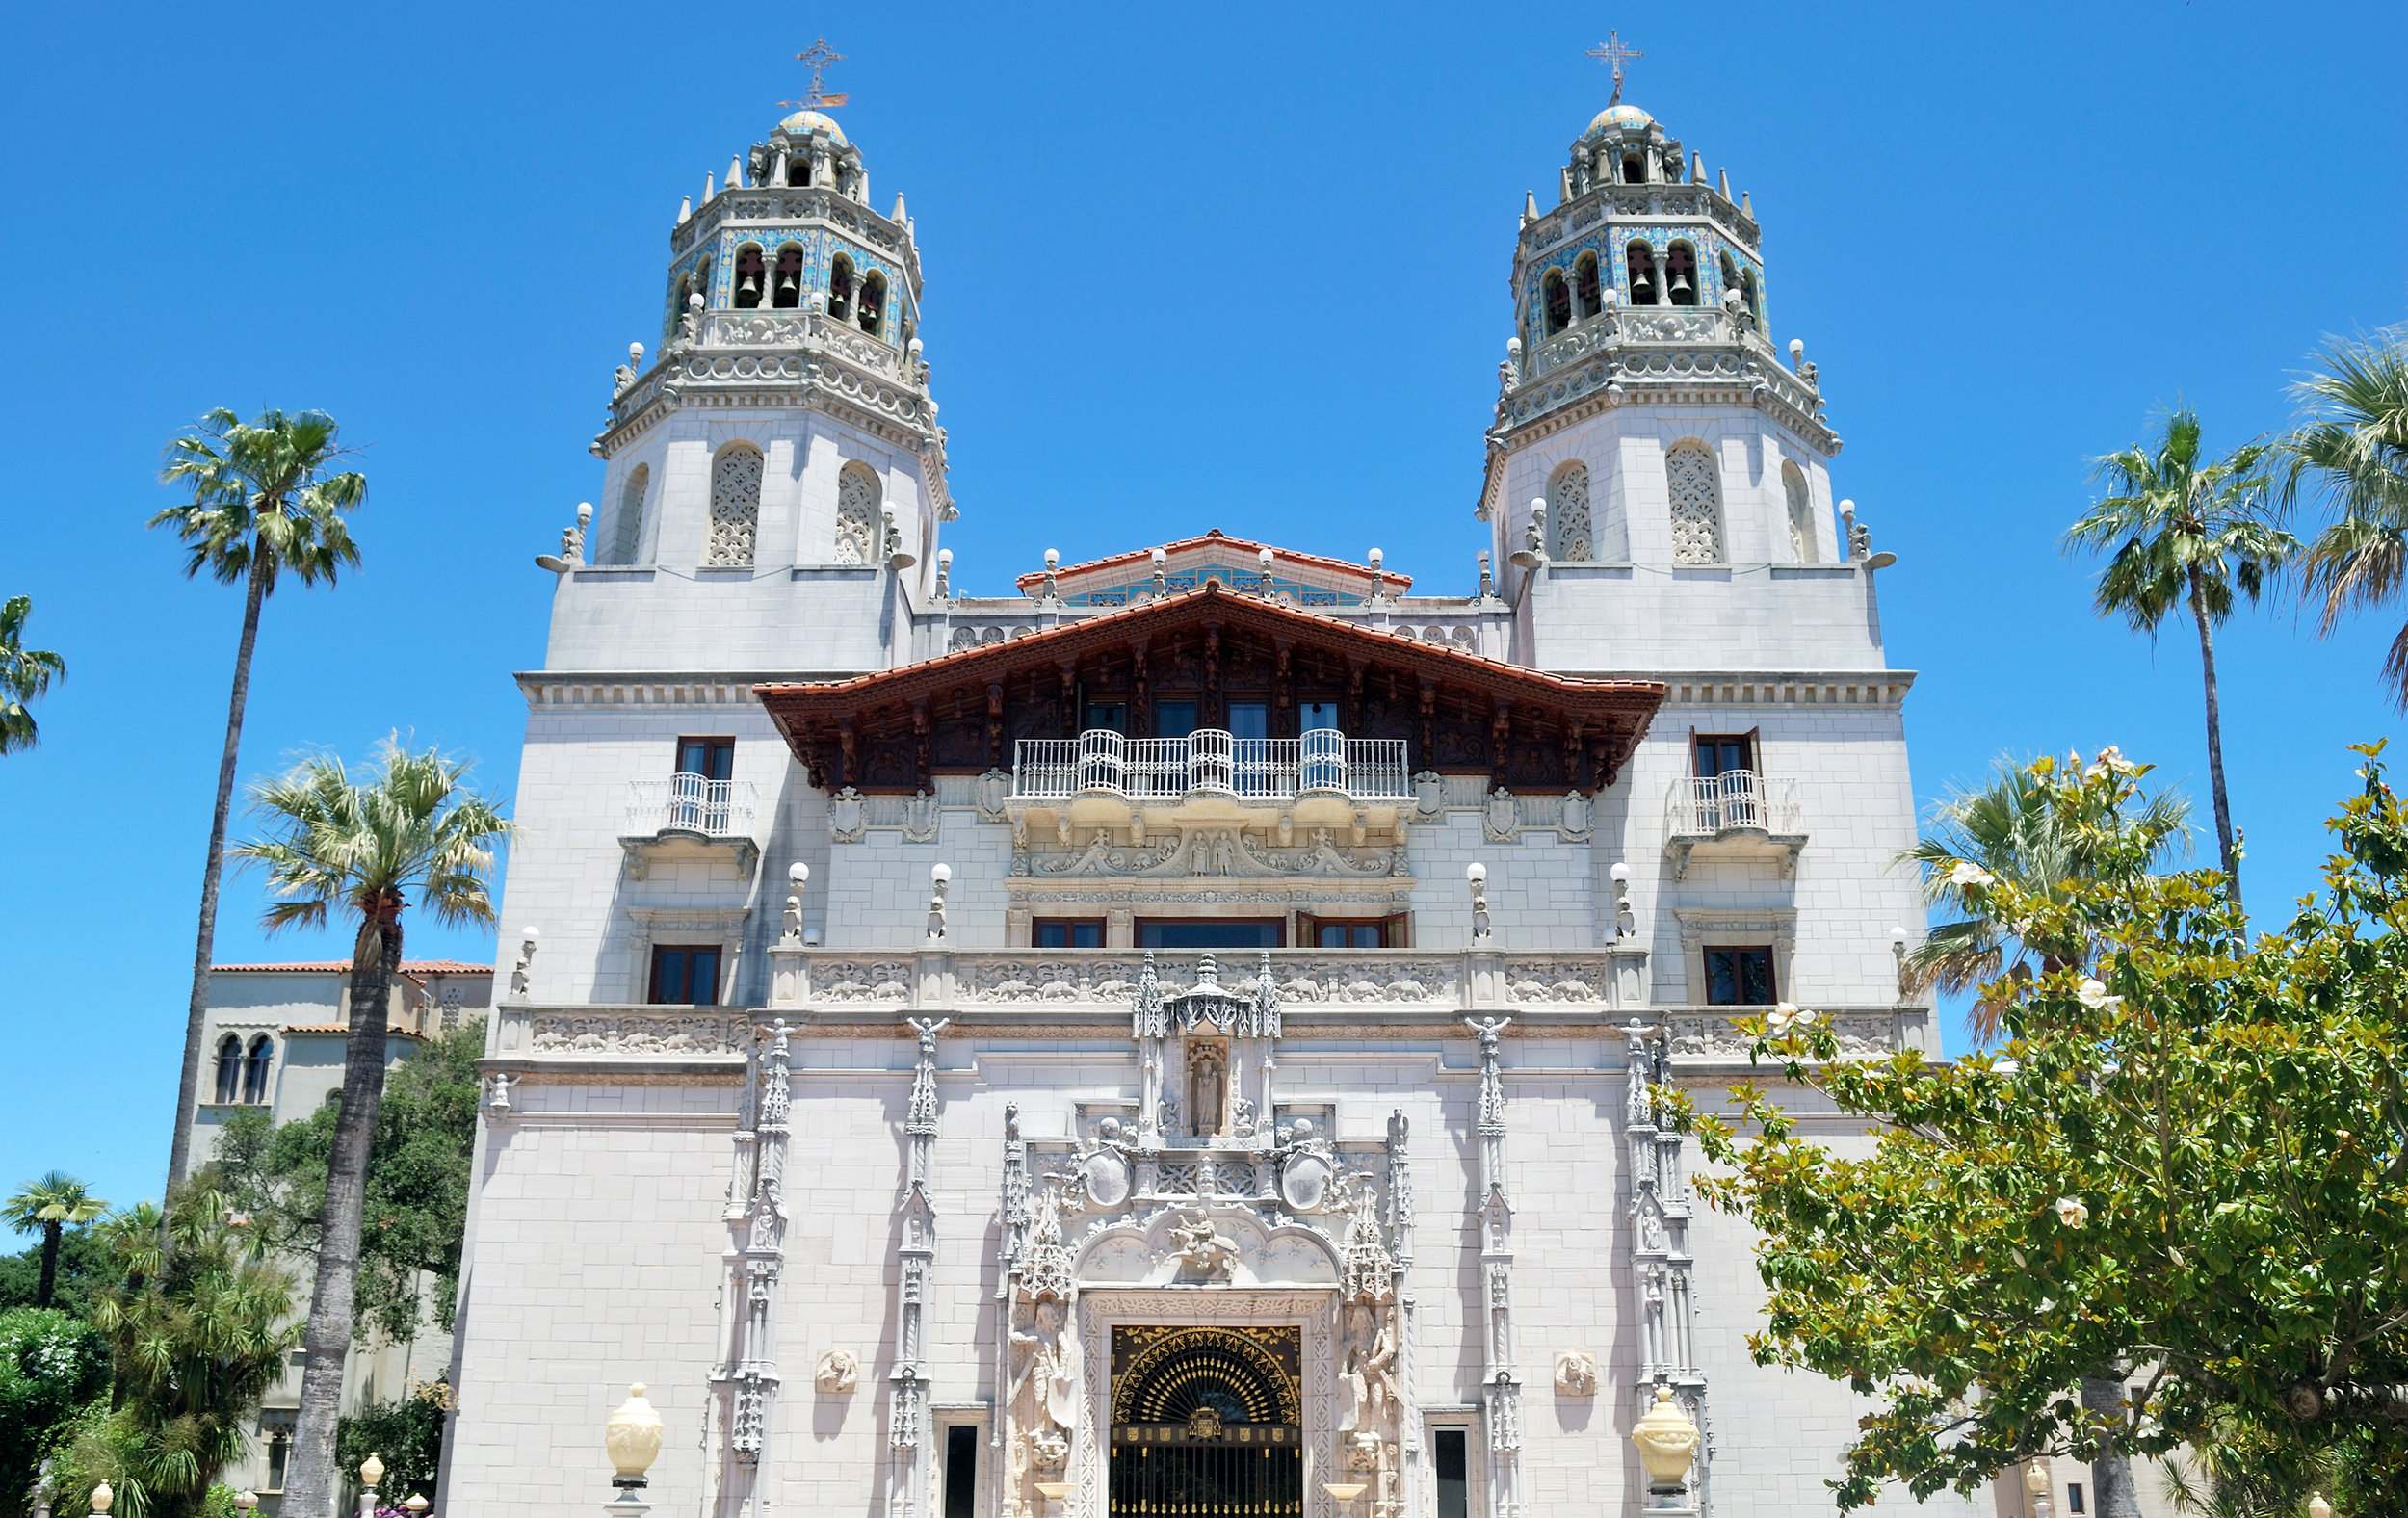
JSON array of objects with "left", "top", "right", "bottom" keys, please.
[{"left": 439, "top": 88, "right": 1993, "bottom": 1518}]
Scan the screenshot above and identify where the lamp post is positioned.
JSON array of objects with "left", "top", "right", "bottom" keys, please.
[
  {"left": 1322, "top": 1480, "right": 1368, "bottom": 1517},
  {"left": 2309, "top": 1494, "right": 2332, "bottom": 1518},
  {"left": 1631, "top": 1385, "right": 1700, "bottom": 1512},
  {"left": 87, "top": 1482, "right": 110, "bottom": 1518},
  {"left": 233, "top": 1495, "right": 256, "bottom": 1518},
  {"left": 403, "top": 1498, "right": 430, "bottom": 1518},
  {"left": 1466, "top": 862, "right": 1491, "bottom": 942},
  {"left": 358, "top": 1453, "right": 385, "bottom": 1518},
  {"left": 1032, "top": 1480, "right": 1074, "bottom": 1518},
  {"left": 2022, "top": 1459, "right": 2052, "bottom": 1518},
  {"left": 605, "top": 1382, "right": 665, "bottom": 1518}
]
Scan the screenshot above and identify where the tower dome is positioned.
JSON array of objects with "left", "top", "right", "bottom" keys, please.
[
  {"left": 1585, "top": 102, "right": 1654, "bottom": 136},
  {"left": 776, "top": 108, "right": 848, "bottom": 145}
]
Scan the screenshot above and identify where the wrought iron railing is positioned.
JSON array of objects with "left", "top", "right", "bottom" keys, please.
[
  {"left": 1011, "top": 729, "right": 1410, "bottom": 803},
  {"left": 1663, "top": 769, "right": 1800, "bottom": 838},
  {"left": 624, "top": 773, "right": 759, "bottom": 839}
]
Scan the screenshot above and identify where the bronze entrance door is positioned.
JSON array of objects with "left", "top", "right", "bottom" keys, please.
[{"left": 1109, "top": 1325, "right": 1303, "bottom": 1517}]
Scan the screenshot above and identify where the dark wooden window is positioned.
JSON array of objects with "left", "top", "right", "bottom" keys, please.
[
  {"left": 1704, "top": 946, "right": 1777, "bottom": 1006},
  {"left": 264, "top": 1429, "right": 291, "bottom": 1494},
  {"left": 1434, "top": 1428, "right": 1469, "bottom": 1518},
  {"left": 1300, "top": 912, "right": 1409, "bottom": 949},
  {"left": 1083, "top": 700, "right": 1127, "bottom": 734},
  {"left": 1137, "top": 918, "right": 1284, "bottom": 949},
  {"left": 214, "top": 1034, "right": 242, "bottom": 1103},
  {"left": 242, "top": 1035, "right": 274, "bottom": 1104},
  {"left": 1155, "top": 700, "right": 1198, "bottom": 740},
  {"left": 1034, "top": 918, "right": 1105, "bottom": 949},
  {"left": 1692, "top": 732, "right": 1755, "bottom": 777},
  {"left": 943, "top": 1425, "right": 979, "bottom": 1518},
  {"left": 677, "top": 737, "right": 735, "bottom": 780},
  {"left": 2067, "top": 1483, "right": 2085, "bottom": 1515},
  {"left": 650, "top": 945, "right": 723, "bottom": 1006}
]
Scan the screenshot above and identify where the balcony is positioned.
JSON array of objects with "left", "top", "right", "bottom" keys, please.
[
  {"left": 1662, "top": 770, "right": 1805, "bottom": 879},
  {"left": 620, "top": 773, "right": 761, "bottom": 879},
  {"left": 1012, "top": 729, "right": 1410, "bottom": 812}
]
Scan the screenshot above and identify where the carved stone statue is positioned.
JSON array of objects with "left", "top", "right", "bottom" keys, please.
[
  {"left": 1008, "top": 1297, "right": 1080, "bottom": 1453},
  {"left": 1170, "top": 1208, "right": 1239, "bottom": 1283},
  {"left": 815, "top": 1348, "right": 860, "bottom": 1394},
  {"left": 1553, "top": 1348, "right": 1598, "bottom": 1396}
]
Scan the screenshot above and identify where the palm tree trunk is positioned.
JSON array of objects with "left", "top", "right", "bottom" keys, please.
[
  {"left": 2189, "top": 566, "right": 2242, "bottom": 912},
  {"left": 167, "top": 552, "right": 271, "bottom": 1191},
  {"left": 283, "top": 893, "right": 403, "bottom": 1518},
  {"left": 36, "top": 1219, "right": 60, "bottom": 1309},
  {"left": 2081, "top": 1375, "right": 2144, "bottom": 1518}
]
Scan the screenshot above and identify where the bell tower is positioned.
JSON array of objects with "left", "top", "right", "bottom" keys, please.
[{"left": 568, "top": 57, "right": 952, "bottom": 674}]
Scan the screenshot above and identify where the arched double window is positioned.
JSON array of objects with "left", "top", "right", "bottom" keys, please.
[
  {"left": 707, "top": 444, "right": 763, "bottom": 567},
  {"left": 214, "top": 1034, "right": 243, "bottom": 1104},
  {"left": 732, "top": 244, "right": 766, "bottom": 309},
  {"left": 771, "top": 244, "right": 805, "bottom": 309},
  {"left": 858, "top": 272, "right": 887, "bottom": 335},
  {"left": 1625, "top": 242, "right": 1659, "bottom": 305},
  {"left": 1783, "top": 460, "right": 1819, "bottom": 563},
  {"left": 1542, "top": 271, "right": 1572, "bottom": 336},
  {"left": 1665, "top": 440, "right": 1725, "bottom": 564},
  {"left": 609, "top": 462, "right": 649, "bottom": 565},
  {"left": 834, "top": 460, "right": 880, "bottom": 564},
  {"left": 828, "top": 254, "right": 855, "bottom": 320},
  {"left": 242, "top": 1036, "right": 274, "bottom": 1105},
  {"left": 1548, "top": 460, "right": 1594, "bottom": 562},
  {"left": 1665, "top": 242, "right": 1699, "bottom": 306},
  {"left": 1573, "top": 252, "right": 1602, "bottom": 320}
]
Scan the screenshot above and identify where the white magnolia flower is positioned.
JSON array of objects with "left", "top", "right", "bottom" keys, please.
[
  {"left": 1767, "top": 1003, "right": 1797, "bottom": 1032},
  {"left": 2054, "top": 1196, "right": 2089, "bottom": 1229},
  {"left": 1793, "top": 1008, "right": 1820, "bottom": 1026},
  {"left": 2087, "top": 746, "right": 2127, "bottom": 778},
  {"left": 1948, "top": 860, "right": 1996, "bottom": 890},
  {"left": 2076, "top": 978, "right": 2122, "bottom": 1011}
]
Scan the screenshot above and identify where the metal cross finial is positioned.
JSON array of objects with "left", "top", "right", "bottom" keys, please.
[
  {"left": 1586, "top": 30, "right": 1644, "bottom": 105},
  {"left": 783, "top": 37, "right": 851, "bottom": 111}
]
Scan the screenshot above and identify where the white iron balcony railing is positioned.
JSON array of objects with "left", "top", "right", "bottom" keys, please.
[
  {"left": 625, "top": 773, "right": 760, "bottom": 839},
  {"left": 1664, "top": 769, "right": 1800, "bottom": 839},
  {"left": 1012, "top": 728, "right": 1411, "bottom": 804}
]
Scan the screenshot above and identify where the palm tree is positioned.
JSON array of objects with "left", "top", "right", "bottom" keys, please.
[
  {"left": 1898, "top": 757, "right": 2190, "bottom": 1042},
  {"left": 2280, "top": 329, "right": 2408, "bottom": 705},
  {"left": 229, "top": 739, "right": 509, "bottom": 1518},
  {"left": 2064, "top": 409, "right": 2292, "bottom": 910},
  {"left": 152, "top": 409, "right": 365, "bottom": 1192},
  {"left": 0, "top": 594, "right": 66, "bottom": 753},
  {"left": 4, "top": 1172, "right": 108, "bottom": 1309}
]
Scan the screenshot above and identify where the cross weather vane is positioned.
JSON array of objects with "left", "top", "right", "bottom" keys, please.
[
  {"left": 783, "top": 37, "right": 850, "bottom": 111},
  {"left": 1586, "top": 31, "right": 1643, "bottom": 105}
]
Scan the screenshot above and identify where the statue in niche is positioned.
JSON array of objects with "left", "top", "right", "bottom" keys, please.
[
  {"left": 1339, "top": 1301, "right": 1398, "bottom": 1433},
  {"left": 1170, "top": 1209, "right": 1239, "bottom": 1283},
  {"left": 1008, "top": 1297, "right": 1080, "bottom": 1461},
  {"left": 1187, "top": 1044, "right": 1226, "bottom": 1136}
]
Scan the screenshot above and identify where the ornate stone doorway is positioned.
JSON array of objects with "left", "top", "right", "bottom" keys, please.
[{"left": 1108, "top": 1325, "right": 1303, "bottom": 1517}]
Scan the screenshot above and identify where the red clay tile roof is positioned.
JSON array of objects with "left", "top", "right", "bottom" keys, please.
[
  {"left": 213, "top": 960, "right": 492, "bottom": 975},
  {"left": 1010, "top": 530, "right": 1411, "bottom": 595}
]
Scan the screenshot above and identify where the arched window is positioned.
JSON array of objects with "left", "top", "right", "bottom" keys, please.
[
  {"left": 1542, "top": 271, "right": 1571, "bottom": 336},
  {"left": 1665, "top": 441, "right": 1725, "bottom": 564},
  {"left": 609, "top": 462, "right": 649, "bottom": 564},
  {"left": 1621, "top": 152, "right": 1646, "bottom": 184},
  {"left": 1665, "top": 242, "right": 1699, "bottom": 306},
  {"left": 214, "top": 1034, "right": 242, "bottom": 1104},
  {"left": 834, "top": 460, "right": 880, "bottom": 564},
  {"left": 1625, "top": 242, "right": 1658, "bottom": 305},
  {"left": 771, "top": 245, "right": 805, "bottom": 309},
  {"left": 828, "top": 254, "right": 854, "bottom": 321},
  {"left": 732, "top": 245, "right": 766, "bottom": 309},
  {"left": 1548, "top": 460, "right": 1594, "bottom": 561},
  {"left": 1718, "top": 251, "right": 1741, "bottom": 304},
  {"left": 667, "top": 274, "right": 693, "bottom": 340},
  {"left": 1783, "top": 460, "right": 1819, "bottom": 563},
  {"left": 787, "top": 154, "right": 812, "bottom": 187},
  {"left": 707, "top": 444, "right": 763, "bottom": 567},
  {"left": 242, "top": 1035, "right": 274, "bottom": 1105},
  {"left": 1573, "top": 253, "right": 1602, "bottom": 320},
  {"left": 858, "top": 272, "right": 886, "bottom": 335},
  {"left": 1741, "top": 269, "right": 1762, "bottom": 324}
]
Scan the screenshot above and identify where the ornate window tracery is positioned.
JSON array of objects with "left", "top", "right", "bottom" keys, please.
[
  {"left": 1782, "top": 460, "right": 1818, "bottom": 563},
  {"left": 1665, "top": 441, "right": 1724, "bottom": 565},
  {"left": 834, "top": 459, "right": 880, "bottom": 565},
  {"left": 1549, "top": 460, "right": 1593, "bottom": 562},
  {"left": 707, "top": 445, "right": 763, "bottom": 567}
]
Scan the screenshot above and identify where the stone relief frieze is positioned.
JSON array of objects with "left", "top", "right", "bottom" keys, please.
[
  {"left": 1012, "top": 826, "right": 1407, "bottom": 881},
  {"left": 1503, "top": 962, "right": 1605, "bottom": 1003},
  {"left": 812, "top": 958, "right": 915, "bottom": 1003},
  {"left": 1272, "top": 960, "right": 1453, "bottom": 1005},
  {"left": 528, "top": 1011, "right": 749, "bottom": 1056}
]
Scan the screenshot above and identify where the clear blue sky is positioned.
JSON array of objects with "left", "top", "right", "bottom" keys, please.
[{"left": 3, "top": 2, "right": 2402, "bottom": 1212}]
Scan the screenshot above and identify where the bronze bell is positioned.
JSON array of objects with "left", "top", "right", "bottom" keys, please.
[
  {"left": 777, "top": 273, "right": 798, "bottom": 295},
  {"left": 1669, "top": 273, "right": 1691, "bottom": 297},
  {"left": 738, "top": 273, "right": 760, "bottom": 295}
]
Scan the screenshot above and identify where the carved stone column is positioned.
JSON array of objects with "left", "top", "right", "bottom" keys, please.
[
  {"left": 890, "top": 1017, "right": 949, "bottom": 1518},
  {"left": 1466, "top": 1017, "right": 1524, "bottom": 1518},
  {"left": 1386, "top": 1111, "right": 1422, "bottom": 1518},
  {"left": 1623, "top": 1020, "right": 1710, "bottom": 1515},
  {"left": 707, "top": 1021, "right": 794, "bottom": 1518}
]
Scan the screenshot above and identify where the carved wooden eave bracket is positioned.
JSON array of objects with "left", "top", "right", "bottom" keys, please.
[{"left": 756, "top": 581, "right": 1666, "bottom": 796}]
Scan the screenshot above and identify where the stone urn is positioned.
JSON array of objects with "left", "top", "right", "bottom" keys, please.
[
  {"left": 606, "top": 1383, "right": 665, "bottom": 1487},
  {"left": 1631, "top": 1385, "right": 1699, "bottom": 1496}
]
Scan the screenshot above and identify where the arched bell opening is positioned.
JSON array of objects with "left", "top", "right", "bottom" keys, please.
[
  {"left": 771, "top": 244, "right": 805, "bottom": 309},
  {"left": 1625, "top": 241, "right": 1659, "bottom": 306},
  {"left": 732, "top": 243, "right": 766, "bottom": 310},
  {"left": 1665, "top": 241, "right": 1699, "bottom": 306},
  {"left": 858, "top": 271, "right": 887, "bottom": 335},
  {"left": 1573, "top": 252, "right": 1602, "bottom": 321},
  {"left": 1541, "top": 270, "right": 1571, "bottom": 336},
  {"left": 829, "top": 253, "right": 855, "bottom": 321}
]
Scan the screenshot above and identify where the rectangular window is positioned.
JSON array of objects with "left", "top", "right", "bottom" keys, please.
[
  {"left": 677, "top": 736, "right": 736, "bottom": 780},
  {"left": 1434, "top": 1427, "right": 1469, "bottom": 1518},
  {"left": 1034, "top": 918, "right": 1106, "bottom": 949},
  {"left": 1692, "top": 732, "right": 1753, "bottom": 777},
  {"left": 264, "top": 1430, "right": 291, "bottom": 1494},
  {"left": 1298, "top": 700, "right": 1340, "bottom": 732},
  {"left": 1304, "top": 914, "right": 1408, "bottom": 949},
  {"left": 1155, "top": 700, "right": 1198, "bottom": 740},
  {"left": 650, "top": 944, "right": 723, "bottom": 1006},
  {"left": 1226, "top": 701, "right": 1269, "bottom": 743},
  {"left": 1137, "top": 918, "right": 1284, "bottom": 949},
  {"left": 943, "top": 1425, "right": 979, "bottom": 1518},
  {"left": 1704, "top": 946, "right": 1777, "bottom": 1006},
  {"left": 1084, "top": 700, "right": 1127, "bottom": 734},
  {"left": 2067, "top": 1483, "right": 2085, "bottom": 1515}
]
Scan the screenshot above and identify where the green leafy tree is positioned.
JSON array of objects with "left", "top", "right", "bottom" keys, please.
[
  {"left": 4, "top": 1176, "right": 109, "bottom": 1312},
  {"left": 334, "top": 1384, "right": 448, "bottom": 1509},
  {"left": 59, "top": 1179, "right": 299, "bottom": 1518},
  {"left": 152, "top": 408, "right": 366, "bottom": 1192},
  {"left": 0, "top": 1223, "right": 112, "bottom": 1319},
  {"left": 0, "top": 1308, "right": 108, "bottom": 1518},
  {"left": 1898, "top": 755, "right": 2190, "bottom": 1041},
  {"left": 228, "top": 741, "right": 508, "bottom": 1518},
  {"left": 1677, "top": 750, "right": 2408, "bottom": 1516},
  {"left": 2065, "top": 410, "right": 2294, "bottom": 909},
  {"left": 216, "top": 1017, "right": 486, "bottom": 1343},
  {"left": 0, "top": 596, "right": 65, "bottom": 755},
  {"left": 2280, "top": 329, "right": 2408, "bottom": 706}
]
